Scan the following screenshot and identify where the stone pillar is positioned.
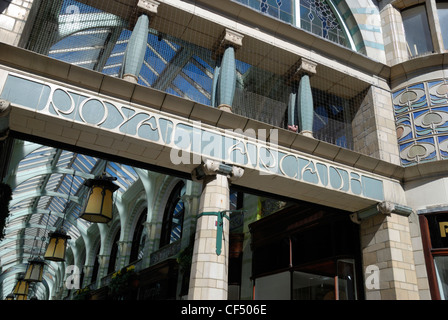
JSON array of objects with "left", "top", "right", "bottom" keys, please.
[
  {"left": 121, "top": 0, "right": 159, "bottom": 83},
  {"left": 352, "top": 86, "right": 400, "bottom": 165},
  {"left": 188, "top": 160, "right": 244, "bottom": 300},
  {"left": 0, "top": 99, "right": 11, "bottom": 141},
  {"left": 82, "top": 265, "right": 94, "bottom": 288},
  {"left": 354, "top": 201, "right": 420, "bottom": 300},
  {"left": 285, "top": 58, "right": 317, "bottom": 137},
  {"left": 117, "top": 240, "right": 133, "bottom": 268},
  {"left": 380, "top": 4, "right": 409, "bottom": 65},
  {"left": 96, "top": 254, "right": 110, "bottom": 286},
  {"left": 211, "top": 29, "right": 244, "bottom": 113}
]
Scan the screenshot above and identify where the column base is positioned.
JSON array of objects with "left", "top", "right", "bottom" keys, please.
[
  {"left": 300, "top": 130, "right": 314, "bottom": 138},
  {"left": 218, "top": 104, "right": 232, "bottom": 113},
  {"left": 123, "top": 74, "right": 139, "bottom": 83}
]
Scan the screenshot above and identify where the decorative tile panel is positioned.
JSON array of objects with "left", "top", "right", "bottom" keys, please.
[{"left": 393, "top": 79, "right": 448, "bottom": 166}]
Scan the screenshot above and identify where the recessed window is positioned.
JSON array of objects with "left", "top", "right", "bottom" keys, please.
[
  {"left": 402, "top": 5, "right": 434, "bottom": 57},
  {"left": 437, "top": 1, "right": 448, "bottom": 50},
  {"left": 160, "top": 181, "right": 186, "bottom": 248}
]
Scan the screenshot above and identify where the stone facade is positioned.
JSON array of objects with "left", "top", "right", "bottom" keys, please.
[
  {"left": 353, "top": 86, "right": 401, "bottom": 166},
  {"left": 361, "top": 212, "right": 421, "bottom": 299},
  {"left": 0, "top": 0, "right": 36, "bottom": 46}
]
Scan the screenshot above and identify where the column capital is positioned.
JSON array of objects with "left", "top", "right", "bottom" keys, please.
[
  {"left": 285, "top": 58, "right": 317, "bottom": 85},
  {"left": 191, "top": 159, "right": 244, "bottom": 181},
  {"left": 137, "top": 0, "right": 160, "bottom": 16},
  {"left": 212, "top": 28, "right": 244, "bottom": 60}
]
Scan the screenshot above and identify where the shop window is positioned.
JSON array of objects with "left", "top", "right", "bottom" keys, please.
[
  {"left": 434, "top": 256, "right": 448, "bottom": 299},
  {"left": 250, "top": 203, "right": 362, "bottom": 300},
  {"left": 437, "top": 1, "right": 448, "bottom": 50},
  {"left": 129, "top": 209, "right": 148, "bottom": 263},
  {"left": 402, "top": 5, "right": 434, "bottom": 57},
  {"left": 420, "top": 213, "right": 448, "bottom": 300},
  {"left": 160, "top": 181, "right": 186, "bottom": 248}
]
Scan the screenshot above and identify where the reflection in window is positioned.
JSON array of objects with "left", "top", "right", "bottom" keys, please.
[
  {"left": 160, "top": 181, "right": 186, "bottom": 248},
  {"left": 402, "top": 5, "right": 434, "bottom": 57},
  {"left": 437, "top": 1, "right": 448, "bottom": 51}
]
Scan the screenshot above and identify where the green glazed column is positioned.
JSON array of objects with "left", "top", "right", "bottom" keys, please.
[
  {"left": 122, "top": 14, "right": 150, "bottom": 83},
  {"left": 287, "top": 91, "right": 298, "bottom": 132},
  {"left": 297, "top": 74, "right": 314, "bottom": 137},
  {"left": 285, "top": 58, "right": 317, "bottom": 137},
  {"left": 212, "top": 29, "right": 244, "bottom": 113}
]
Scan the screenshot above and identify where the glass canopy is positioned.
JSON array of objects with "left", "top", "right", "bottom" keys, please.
[{"left": 0, "top": 139, "right": 139, "bottom": 299}]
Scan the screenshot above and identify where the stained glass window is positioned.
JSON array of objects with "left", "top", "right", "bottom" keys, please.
[
  {"left": 299, "top": 0, "right": 348, "bottom": 47},
  {"left": 233, "top": 0, "right": 349, "bottom": 48}
]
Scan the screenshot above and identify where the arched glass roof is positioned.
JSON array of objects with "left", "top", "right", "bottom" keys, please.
[{"left": 0, "top": 139, "right": 139, "bottom": 299}]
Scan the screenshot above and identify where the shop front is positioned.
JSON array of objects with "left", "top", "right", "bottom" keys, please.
[
  {"left": 420, "top": 212, "right": 448, "bottom": 300},
  {"left": 250, "top": 203, "right": 363, "bottom": 300}
]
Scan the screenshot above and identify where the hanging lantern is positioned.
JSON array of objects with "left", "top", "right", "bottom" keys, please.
[
  {"left": 44, "top": 228, "right": 70, "bottom": 262},
  {"left": 5, "top": 293, "right": 14, "bottom": 300},
  {"left": 24, "top": 257, "right": 45, "bottom": 282},
  {"left": 80, "top": 174, "right": 119, "bottom": 223},
  {"left": 13, "top": 277, "right": 29, "bottom": 296}
]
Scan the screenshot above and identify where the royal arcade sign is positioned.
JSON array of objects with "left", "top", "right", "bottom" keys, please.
[{"left": 1, "top": 73, "right": 384, "bottom": 203}]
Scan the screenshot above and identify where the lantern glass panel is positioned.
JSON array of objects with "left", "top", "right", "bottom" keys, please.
[
  {"left": 81, "top": 184, "right": 115, "bottom": 223},
  {"left": 84, "top": 186, "right": 104, "bottom": 214},
  {"left": 44, "top": 233, "right": 69, "bottom": 261},
  {"left": 24, "top": 261, "right": 44, "bottom": 282},
  {"left": 13, "top": 280, "right": 29, "bottom": 295}
]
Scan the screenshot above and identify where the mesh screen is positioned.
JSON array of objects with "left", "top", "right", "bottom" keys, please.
[{"left": 25, "top": 0, "right": 366, "bottom": 150}]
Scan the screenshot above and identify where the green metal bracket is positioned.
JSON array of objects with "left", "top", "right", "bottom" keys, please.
[{"left": 197, "top": 210, "right": 245, "bottom": 256}]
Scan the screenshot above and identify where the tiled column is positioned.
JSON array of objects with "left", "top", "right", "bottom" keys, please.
[
  {"left": 122, "top": 0, "right": 159, "bottom": 83},
  {"left": 285, "top": 58, "right": 317, "bottom": 137},
  {"left": 211, "top": 29, "right": 244, "bottom": 113},
  {"left": 355, "top": 201, "right": 420, "bottom": 300},
  {"left": 188, "top": 160, "right": 244, "bottom": 300}
]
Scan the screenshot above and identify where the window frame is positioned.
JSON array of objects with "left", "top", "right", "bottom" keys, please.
[
  {"left": 159, "top": 181, "right": 186, "bottom": 248},
  {"left": 401, "top": 4, "right": 435, "bottom": 57}
]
